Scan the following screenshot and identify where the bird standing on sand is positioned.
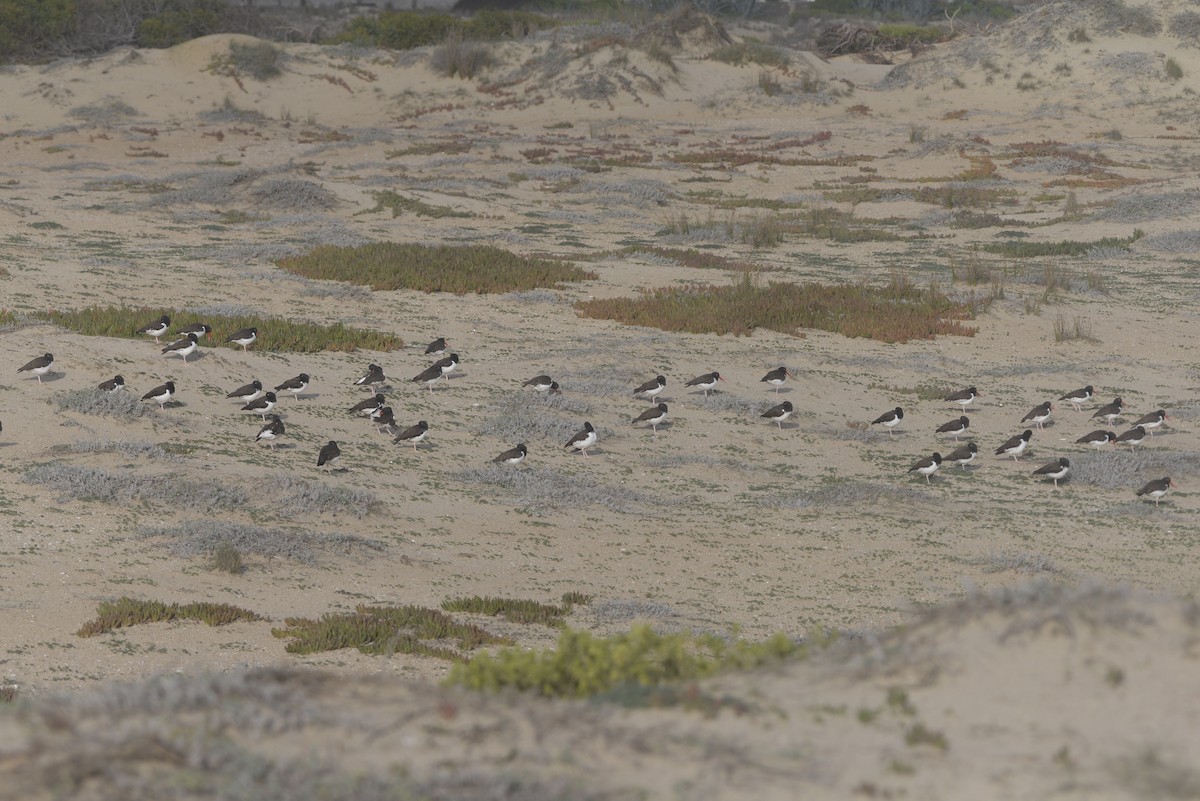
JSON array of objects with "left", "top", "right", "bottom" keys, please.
[
  {"left": 909, "top": 452, "right": 942, "bottom": 483},
  {"left": 1033, "top": 457, "right": 1070, "bottom": 488},
  {"left": 761, "top": 400, "right": 794, "bottom": 430},
  {"left": 871, "top": 407, "right": 904, "bottom": 436},
  {"left": 137, "top": 314, "right": 170, "bottom": 344},
  {"left": 1091, "top": 398, "right": 1124, "bottom": 425},
  {"left": 18, "top": 353, "right": 54, "bottom": 383},
  {"left": 1133, "top": 409, "right": 1167, "bottom": 436},
  {"left": 161, "top": 332, "right": 199, "bottom": 365},
  {"left": 354, "top": 364, "right": 386, "bottom": 390},
  {"left": 1077, "top": 430, "right": 1117, "bottom": 449},
  {"left": 141, "top": 381, "right": 175, "bottom": 410},
  {"left": 241, "top": 391, "right": 277, "bottom": 420},
  {"left": 936, "top": 416, "right": 970, "bottom": 441},
  {"left": 226, "top": 379, "right": 263, "bottom": 403},
  {"left": 633, "top": 375, "right": 667, "bottom": 403},
  {"left": 760, "top": 366, "right": 794, "bottom": 394},
  {"left": 98, "top": 375, "right": 125, "bottom": 392},
  {"left": 275, "top": 373, "right": 309, "bottom": 400},
  {"left": 425, "top": 337, "right": 448, "bottom": 355},
  {"left": 394, "top": 420, "right": 430, "bottom": 452},
  {"left": 255, "top": 414, "right": 285, "bottom": 449},
  {"left": 493, "top": 443, "right": 527, "bottom": 466},
  {"left": 1059, "top": 385, "right": 1093, "bottom": 412},
  {"left": 1022, "top": 401, "right": 1053, "bottom": 430},
  {"left": 1137, "top": 477, "right": 1175, "bottom": 507},
  {"left": 350, "top": 393, "right": 385, "bottom": 416},
  {"left": 633, "top": 403, "right": 669, "bottom": 435},
  {"left": 944, "top": 387, "right": 980, "bottom": 411},
  {"left": 226, "top": 327, "right": 257, "bottom": 352},
  {"left": 317, "top": 440, "right": 341, "bottom": 469},
  {"left": 685, "top": 372, "right": 724, "bottom": 396},
  {"left": 412, "top": 354, "right": 459, "bottom": 392},
  {"left": 945, "top": 441, "right": 978, "bottom": 470},
  {"left": 995, "top": 430, "right": 1033, "bottom": 461},
  {"left": 524, "top": 375, "right": 561, "bottom": 396},
  {"left": 565, "top": 422, "right": 598, "bottom": 457}
]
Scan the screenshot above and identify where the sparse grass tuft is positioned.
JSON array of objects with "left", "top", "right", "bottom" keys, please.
[
  {"left": 139, "top": 519, "right": 383, "bottom": 565},
  {"left": 455, "top": 464, "right": 653, "bottom": 515},
  {"left": 441, "top": 596, "right": 575, "bottom": 627},
  {"left": 272, "top": 604, "right": 510, "bottom": 659},
  {"left": 1053, "top": 314, "right": 1098, "bottom": 343},
  {"left": 447, "top": 624, "right": 804, "bottom": 698},
  {"left": 1166, "top": 57, "right": 1184, "bottom": 81},
  {"left": 26, "top": 463, "right": 248, "bottom": 511},
  {"left": 271, "top": 474, "right": 381, "bottom": 519},
  {"left": 78, "top": 597, "right": 263, "bottom": 637},
  {"left": 618, "top": 245, "right": 763, "bottom": 272},
  {"left": 360, "top": 190, "right": 472, "bottom": 219},
  {"left": 709, "top": 39, "right": 789, "bottom": 68},
  {"left": 41, "top": 306, "right": 402, "bottom": 353},
  {"left": 981, "top": 230, "right": 1143, "bottom": 257},
  {"left": 209, "top": 41, "right": 284, "bottom": 81},
  {"left": 52, "top": 389, "right": 156, "bottom": 421},
  {"left": 576, "top": 274, "right": 975, "bottom": 343},
  {"left": 0, "top": 685, "right": 16, "bottom": 703},
  {"left": 210, "top": 542, "right": 245, "bottom": 574},
  {"left": 276, "top": 243, "right": 595, "bottom": 294},
  {"left": 430, "top": 34, "right": 495, "bottom": 80}
]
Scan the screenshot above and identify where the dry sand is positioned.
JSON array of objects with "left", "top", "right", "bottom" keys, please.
[{"left": 2, "top": 0, "right": 1200, "bottom": 796}]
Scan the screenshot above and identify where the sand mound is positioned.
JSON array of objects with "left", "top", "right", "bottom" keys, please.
[{"left": 4, "top": 584, "right": 1198, "bottom": 799}]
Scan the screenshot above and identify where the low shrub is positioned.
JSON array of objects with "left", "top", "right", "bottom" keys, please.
[
  {"left": 272, "top": 604, "right": 510, "bottom": 658},
  {"left": 78, "top": 597, "right": 263, "bottom": 637}
]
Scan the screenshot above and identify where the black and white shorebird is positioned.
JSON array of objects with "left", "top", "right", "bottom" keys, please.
[
  {"left": 1091, "top": 397, "right": 1124, "bottom": 425},
  {"left": 275, "top": 373, "right": 310, "bottom": 400},
  {"left": 255, "top": 414, "right": 285, "bottom": 449},
  {"left": 1133, "top": 409, "right": 1168, "bottom": 435},
  {"left": 633, "top": 375, "right": 667, "bottom": 403},
  {"left": 394, "top": 420, "right": 429, "bottom": 452},
  {"left": 354, "top": 363, "right": 386, "bottom": 390},
  {"left": 944, "top": 386, "right": 980, "bottom": 411},
  {"left": 372, "top": 406, "right": 396, "bottom": 434},
  {"left": 226, "top": 379, "right": 263, "bottom": 403},
  {"left": 349, "top": 393, "right": 385, "bottom": 416},
  {"left": 523, "top": 375, "right": 562, "bottom": 396},
  {"left": 317, "top": 440, "right": 341, "bottom": 470},
  {"left": 1137, "top": 476, "right": 1175, "bottom": 507},
  {"left": 424, "top": 336, "right": 448, "bottom": 355},
  {"left": 1059, "top": 385, "right": 1093, "bottom": 412},
  {"left": 18, "top": 353, "right": 54, "bottom": 383},
  {"left": 493, "top": 443, "right": 527, "bottom": 466},
  {"left": 871, "top": 407, "right": 904, "bottom": 436},
  {"left": 936, "top": 416, "right": 970, "bottom": 441},
  {"left": 995, "top": 429, "right": 1033, "bottom": 461},
  {"left": 98, "top": 375, "right": 125, "bottom": 392},
  {"left": 1021, "top": 401, "right": 1054, "bottom": 430},
  {"left": 685, "top": 371, "right": 724, "bottom": 396},
  {"left": 632, "top": 403, "right": 668, "bottom": 435},
  {"left": 908, "top": 452, "right": 942, "bottom": 483},
  {"left": 1077, "top": 430, "right": 1117, "bottom": 449},
  {"left": 565, "top": 421, "right": 598, "bottom": 457},
  {"left": 137, "top": 314, "right": 170, "bottom": 344},
  {"left": 412, "top": 354, "right": 459, "bottom": 392},
  {"left": 179, "top": 322, "right": 212, "bottom": 340},
  {"left": 225, "top": 327, "right": 257, "bottom": 352},
  {"left": 241, "top": 391, "right": 277, "bottom": 420},
  {"left": 1033, "top": 457, "right": 1070, "bottom": 488},
  {"left": 161, "top": 332, "right": 199, "bottom": 365},
  {"left": 761, "top": 400, "right": 794, "bottom": 429},
  {"left": 946, "top": 441, "right": 978, "bottom": 470},
  {"left": 760, "top": 366, "right": 795, "bottom": 394},
  {"left": 141, "top": 381, "right": 175, "bottom": 410},
  {"left": 1115, "top": 426, "right": 1147, "bottom": 451}
]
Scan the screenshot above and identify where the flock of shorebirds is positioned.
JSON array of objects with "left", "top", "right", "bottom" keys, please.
[{"left": 12, "top": 314, "right": 1179, "bottom": 507}]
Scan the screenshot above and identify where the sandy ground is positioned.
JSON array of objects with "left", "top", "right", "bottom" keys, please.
[{"left": 2, "top": 0, "right": 1200, "bottom": 796}]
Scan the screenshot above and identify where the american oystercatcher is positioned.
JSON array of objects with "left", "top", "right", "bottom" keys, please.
[
  {"left": 1091, "top": 398, "right": 1124, "bottom": 425},
  {"left": 684, "top": 371, "right": 723, "bottom": 396},
  {"left": 760, "top": 366, "right": 795, "bottom": 394},
  {"left": 161, "top": 332, "right": 199, "bottom": 365},
  {"left": 137, "top": 314, "right": 170, "bottom": 344},
  {"left": 373, "top": 406, "right": 396, "bottom": 434},
  {"left": 226, "top": 379, "right": 263, "bottom": 403},
  {"left": 98, "top": 375, "right": 125, "bottom": 393},
  {"left": 424, "top": 337, "right": 448, "bottom": 355},
  {"left": 349, "top": 393, "right": 385, "bottom": 416},
  {"left": 1021, "top": 401, "right": 1054, "bottom": 430},
  {"left": 255, "top": 414, "right": 285, "bottom": 449},
  {"left": 354, "top": 364, "right": 386, "bottom": 390},
  {"left": 871, "top": 407, "right": 904, "bottom": 436},
  {"left": 275, "top": 373, "right": 310, "bottom": 400},
  {"left": 995, "top": 430, "right": 1033, "bottom": 461},
  {"left": 225, "top": 327, "right": 257, "bottom": 352},
  {"left": 1115, "top": 426, "right": 1147, "bottom": 451},
  {"left": 1136, "top": 476, "right": 1175, "bottom": 507},
  {"left": 523, "top": 375, "right": 562, "bottom": 396},
  {"left": 141, "top": 381, "right": 175, "bottom": 410},
  {"left": 633, "top": 375, "right": 666, "bottom": 403},
  {"left": 18, "top": 353, "right": 54, "bottom": 383},
  {"left": 1059, "top": 385, "right": 1093, "bottom": 412},
  {"left": 493, "top": 443, "right": 528, "bottom": 466},
  {"left": 908, "top": 452, "right": 942, "bottom": 483},
  {"left": 317, "top": 440, "right": 341, "bottom": 469},
  {"left": 1133, "top": 409, "right": 1168, "bottom": 435},
  {"left": 241, "top": 391, "right": 277, "bottom": 420},
  {"left": 761, "top": 400, "right": 794, "bottom": 429},
  {"left": 394, "top": 420, "right": 429, "bottom": 451},
  {"left": 936, "top": 416, "right": 970, "bottom": 441},
  {"left": 1077, "top": 430, "right": 1117, "bottom": 449},
  {"left": 565, "top": 421, "right": 597, "bottom": 457},
  {"left": 945, "top": 441, "right": 978, "bottom": 470},
  {"left": 944, "top": 386, "right": 980, "bottom": 411},
  {"left": 1033, "top": 457, "right": 1070, "bottom": 488},
  {"left": 632, "top": 402, "right": 668, "bottom": 434},
  {"left": 412, "top": 354, "right": 459, "bottom": 392},
  {"left": 179, "top": 322, "right": 212, "bottom": 340}
]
